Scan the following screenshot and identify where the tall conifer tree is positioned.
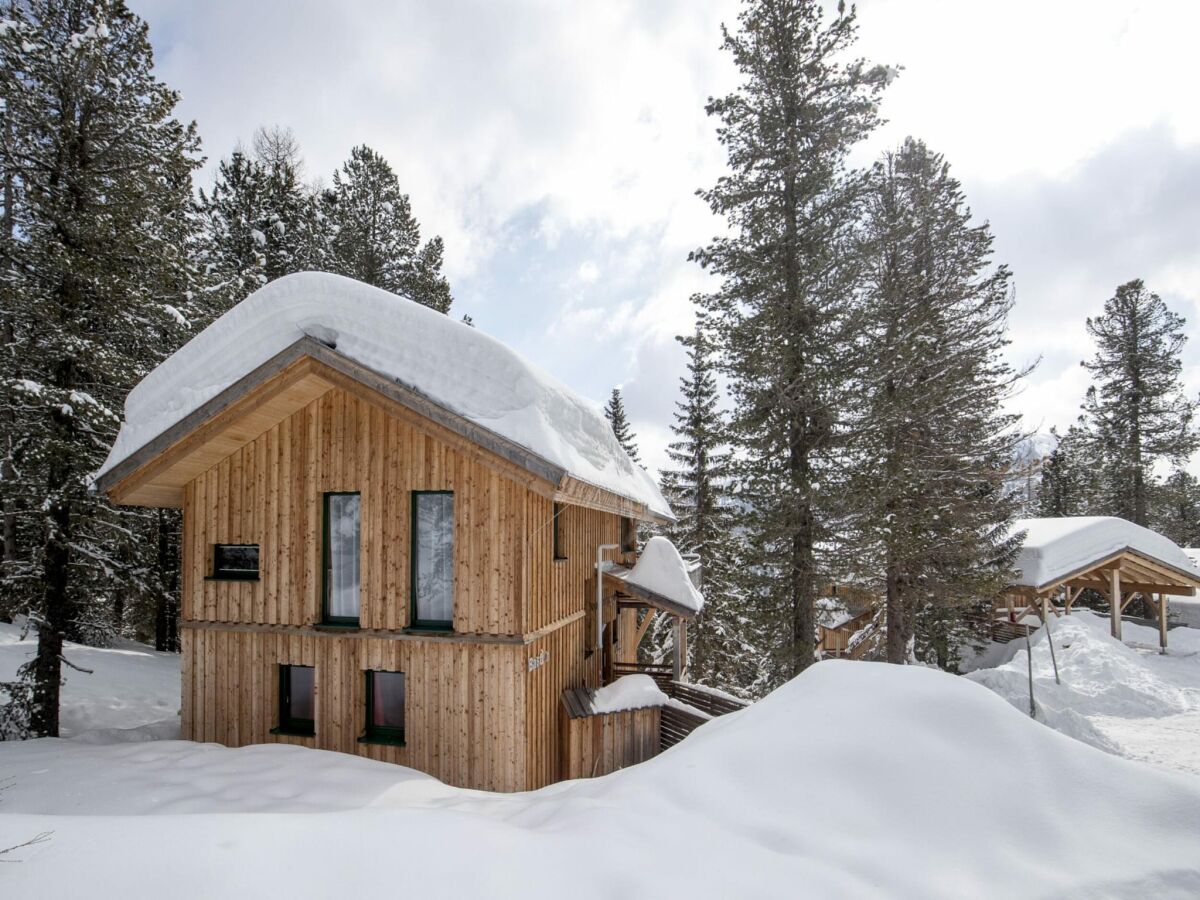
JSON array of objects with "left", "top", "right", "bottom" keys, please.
[
  {"left": 0, "top": 0, "right": 200, "bottom": 736},
  {"left": 692, "top": 0, "right": 889, "bottom": 681},
  {"left": 1081, "top": 280, "right": 1197, "bottom": 525},
  {"left": 849, "top": 138, "right": 1022, "bottom": 669},
  {"left": 603, "top": 388, "right": 641, "bottom": 464}
]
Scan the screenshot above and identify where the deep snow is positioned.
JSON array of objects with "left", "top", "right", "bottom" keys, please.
[
  {"left": 3, "top": 656, "right": 1200, "bottom": 897},
  {"left": 615, "top": 534, "right": 705, "bottom": 613},
  {"left": 95, "top": 272, "right": 671, "bottom": 518}
]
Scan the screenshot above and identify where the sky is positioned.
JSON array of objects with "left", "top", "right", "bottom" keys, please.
[{"left": 130, "top": 0, "right": 1200, "bottom": 476}]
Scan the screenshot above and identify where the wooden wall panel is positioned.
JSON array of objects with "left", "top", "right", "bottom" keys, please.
[
  {"left": 523, "top": 615, "right": 587, "bottom": 789},
  {"left": 181, "top": 388, "right": 534, "bottom": 636},
  {"left": 181, "top": 626, "right": 526, "bottom": 792},
  {"left": 560, "top": 706, "right": 660, "bottom": 781}
]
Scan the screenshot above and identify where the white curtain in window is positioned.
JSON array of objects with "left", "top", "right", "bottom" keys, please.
[
  {"left": 328, "top": 494, "right": 361, "bottom": 619},
  {"left": 415, "top": 493, "right": 454, "bottom": 623}
]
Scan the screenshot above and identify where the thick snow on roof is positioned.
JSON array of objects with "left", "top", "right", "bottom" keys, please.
[
  {"left": 1010, "top": 516, "right": 1200, "bottom": 588},
  {"left": 590, "top": 674, "right": 668, "bottom": 714},
  {"left": 97, "top": 272, "right": 670, "bottom": 518},
  {"left": 618, "top": 535, "right": 705, "bottom": 613}
]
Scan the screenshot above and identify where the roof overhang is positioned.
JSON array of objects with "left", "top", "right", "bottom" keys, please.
[
  {"left": 603, "top": 569, "right": 699, "bottom": 620},
  {"left": 95, "top": 337, "right": 668, "bottom": 523},
  {"left": 1009, "top": 546, "right": 1200, "bottom": 598}
]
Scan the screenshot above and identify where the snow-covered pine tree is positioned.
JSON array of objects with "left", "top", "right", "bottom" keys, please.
[
  {"left": 1081, "top": 280, "right": 1197, "bottom": 525},
  {"left": 0, "top": 0, "right": 201, "bottom": 736},
  {"left": 323, "top": 145, "right": 452, "bottom": 313},
  {"left": 691, "top": 0, "right": 890, "bottom": 682},
  {"left": 1153, "top": 469, "right": 1200, "bottom": 549},
  {"left": 658, "top": 329, "right": 757, "bottom": 694},
  {"left": 1037, "top": 424, "right": 1099, "bottom": 517},
  {"left": 849, "top": 138, "right": 1023, "bottom": 669},
  {"left": 603, "top": 388, "right": 641, "bottom": 464}
]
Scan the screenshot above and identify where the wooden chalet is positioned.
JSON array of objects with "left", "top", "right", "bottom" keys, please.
[
  {"left": 92, "top": 272, "right": 722, "bottom": 791},
  {"left": 1002, "top": 516, "right": 1200, "bottom": 651}
]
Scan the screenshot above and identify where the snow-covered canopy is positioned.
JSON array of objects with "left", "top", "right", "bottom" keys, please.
[
  {"left": 96, "top": 272, "right": 670, "bottom": 518},
  {"left": 590, "top": 674, "right": 668, "bottom": 714},
  {"left": 1009, "top": 516, "right": 1200, "bottom": 589},
  {"left": 614, "top": 535, "right": 705, "bottom": 614}
]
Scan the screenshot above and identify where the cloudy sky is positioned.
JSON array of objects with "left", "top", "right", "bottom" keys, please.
[{"left": 131, "top": 0, "right": 1200, "bottom": 474}]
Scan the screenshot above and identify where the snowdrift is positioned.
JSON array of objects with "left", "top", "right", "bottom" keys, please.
[
  {"left": 95, "top": 272, "right": 670, "bottom": 518},
  {"left": 3, "top": 661, "right": 1200, "bottom": 898}
]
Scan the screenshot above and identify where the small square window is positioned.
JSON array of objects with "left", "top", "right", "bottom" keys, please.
[
  {"left": 362, "top": 670, "right": 405, "bottom": 745},
  {"left": 273, "top": 664, "right": 315, "bottom": 737},
  {"left": 211, "top": 544, "right": 259, "bottom": 580}
]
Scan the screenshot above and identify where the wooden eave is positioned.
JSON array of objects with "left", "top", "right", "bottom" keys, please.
[
  {"left": 1010, "top": 546, "right": 1200, "bottom": 598},
  {"left": 603, "top": 569, "right": 699, "bottom": 620},
  {"left": 95, "top": 337, "right": 664, "bottom": 522}
]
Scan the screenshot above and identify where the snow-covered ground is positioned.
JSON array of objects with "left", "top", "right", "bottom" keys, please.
[
  {"left": 0, "top": 621, "right": 180, "bottom": 738},
  {"left": 967, "top": 611, "right": 1200, "bottom": 775},
  {"left": 2, "top": 640, "right": 1200, "bottom": 897}
]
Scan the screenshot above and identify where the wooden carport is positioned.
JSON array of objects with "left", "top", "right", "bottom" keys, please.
[{"left": 1004, "top": 517, "right": 1200, "bottom": 652}]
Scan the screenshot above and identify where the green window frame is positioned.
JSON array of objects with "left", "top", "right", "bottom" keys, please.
[
  {"left": 359, "top": 670, "right": 406, "bottom": 746},
  {"left": 322, "top": 492, "right": 361, "bottom": 626},
  {"left": 272, "top": 663, "right": 315, "bottom": 737},
  {"left": 410, "top": 491, "right": 455, "bottom": 630},
  {"left": 553, "top": 502, "right": 567, "bottom": 561}
]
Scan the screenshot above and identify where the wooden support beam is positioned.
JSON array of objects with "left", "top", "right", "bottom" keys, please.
[
  {"left": 1110, "top": 567, "right": 1121, "bottom": 641},
  {"left": 1067, "top": 579, "right": 1194, "bottom": 597},
  {"left": 1159, "top": 592, "right": 1169, "bottom": 653},
  {"left": 633, "top": 609, "right": 658, "bottom": 648}
]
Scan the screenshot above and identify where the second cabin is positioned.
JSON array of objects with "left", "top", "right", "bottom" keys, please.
[{"left": 93, "top": 272, "right": 712, "bottom": 791}]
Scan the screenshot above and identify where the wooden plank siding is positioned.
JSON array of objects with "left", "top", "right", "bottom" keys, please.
[
  {"left": 559, "top": 704, "right": 661, "bottom": 780},
  {"left": 178, "top": 384, "right": 646, "bottom": 791}
]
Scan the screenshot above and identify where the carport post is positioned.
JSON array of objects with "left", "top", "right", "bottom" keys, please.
[
  {"left": 1109, "top": 568, "right": 1121, "bottom": 641},
  {"left": 1158, "top": 592, "right": 1168, "bottom": 654}
]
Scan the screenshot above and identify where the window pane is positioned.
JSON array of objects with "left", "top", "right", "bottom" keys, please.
[
  {"left": 327, "top": 494, "right": 361, "bottom": 620},
  {"left": 216, "top": 544, "right": 259, "bottom": 576},
  {"left": 414, "top": 493, "right": 454, "bottom": 623},
  {"left": 370, "top": 671, "right": 405, "bottom": 731},
  {"left": 288, "top": 666, "right": 315, "bottom": 722}
]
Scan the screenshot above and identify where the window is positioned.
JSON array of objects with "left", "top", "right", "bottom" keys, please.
[
  {"left": 274, "top": 664, "right": 315, "bottom": 736},
  {"left": 211, "top": 544, "right": 259, "bottom": 581},
  {"left": 621, "top": 516, "right": 637, "bottom": 553},
  {"left": 361, "top": 670, "right": 405, "bottom": 745},
  {"left": 411, "top": 491, "right": 454, "bottom": 629},
  {"left": 553, "top": 502, "right": 567, "bottom": 561},
  {"left": 322, "top": 493, "right": 361, "bottom": 625}
]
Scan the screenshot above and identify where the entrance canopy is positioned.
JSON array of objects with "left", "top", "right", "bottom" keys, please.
[{"left": 1006, "top": 516, "right": 1200, "bottom": 649}]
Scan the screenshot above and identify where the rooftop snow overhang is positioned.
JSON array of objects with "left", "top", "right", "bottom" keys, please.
[
  {"left": 94, "top": 337, "right": 671, "bottom": 524},
  {"left": 1010, "top": 545, "right": 1200, "bottom": 597},
  {"left": 602, "top": 566, "right": 701, "bottom": 620}
]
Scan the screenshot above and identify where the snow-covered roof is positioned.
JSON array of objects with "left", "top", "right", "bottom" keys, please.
[
  {"left": 1010, "top": 516, "right": 1200, "bottom": 589},
  {"left": 96, "top": 272, "right": 670, "bottom": 519},
  {"left": 611, "top": 536, "right": 704, "bottom": 615}
]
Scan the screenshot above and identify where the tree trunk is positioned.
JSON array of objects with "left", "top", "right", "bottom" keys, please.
[{"left": 885, "top": 559, "right": 906, "bottom": 664}]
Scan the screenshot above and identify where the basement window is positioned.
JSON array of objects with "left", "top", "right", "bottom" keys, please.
[
  {"left": 360, "top": 670, "right": 406, "bottom": 746},
  {"left": 272, "top": 664, "right": 315, "bottom": 737},
  {"left": 210, "top": 544, "right": 259, "bottom": 581}
]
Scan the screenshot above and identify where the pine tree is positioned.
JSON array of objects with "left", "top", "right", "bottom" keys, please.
[
  {"left": 1081, "top": 280, "right": 1197, "bottom": 525},
  {"left": 323, "top": 145, "right": 452, "bottom": 313},
  {"left": 659, "top": 330, "right": 756, "bottom": 693},
  {"left": 1037, "top": 424, "right": 1099, "bottom": 517},
  {"left": 849, "top": 138, "right": 1023, "bottom": 669},
  {"left": 691, "top": 0, "right": 890, "bottom": 682},
  {"left": 603, "top": 388, "right": 641, "bottom": 464},
  {"left": 1153, "top": 469, "right": 1200, "bottom": 549},
  {"left": 0, "top": 0, "right": 201, "bottom": 736}
]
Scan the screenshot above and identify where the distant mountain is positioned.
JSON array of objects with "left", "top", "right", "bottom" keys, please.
[{"left": 1007, "top": 432, "right": 1059, "bottom": 512}]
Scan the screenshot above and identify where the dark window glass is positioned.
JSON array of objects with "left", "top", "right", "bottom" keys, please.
[
  {"left": 553, "top": 502, "right": 567, "bottom": 560},
  {"left": 323, "top": 493, "right": 361, "bottom": 624},
  {"left": 277, "top": 664, "right": 315, "bottom": 736},
  {"left": 213, "top": 544, "right": 259, "bottom": 580},
  {"left": 412, "top": 493, "right": 454, "bottom": 627},
  {"left": 365, "top": 671, "right": 406, "bottom": 743},
  {"left": 621, "top": 516, "right": 637, "bottom": 553}
]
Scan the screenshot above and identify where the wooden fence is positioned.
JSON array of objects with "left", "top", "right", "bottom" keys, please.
[{"left": 560, "top": 687, "right": 661, "bottom": 780}]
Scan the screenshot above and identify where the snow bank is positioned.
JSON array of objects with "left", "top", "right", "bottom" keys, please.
[
  {"left": 96, "top": 272, "right": 670, "bottom": 519},
  {"left": 617, "top": 535, "right": 704, "bottom": 613},
  {"left": 966, "top": 613, "right": 1200, "bottom": 753},
  {"left": 4, "top": 661, "right": 1200, "bottom": 898},
  {"left": 1010, "top": 516, "right": 1200, "bottom": 588},
  {"left": 0, "top": 622, "right": 180, "bottom": 737},
  {"left": 589, "top": 674, "right": 667, "bottom": 713}
]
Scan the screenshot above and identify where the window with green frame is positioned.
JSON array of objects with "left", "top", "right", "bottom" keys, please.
[
  {"left": 553, "top": 502, "right": 567, "bottom": 560},
  {"left": 360, "top": 670, "right": 405, "bottom": 745},
  {"left": 273, "top": 664, "right": 315, "bottom": 737},
  {"left": 322, "top": 492, "right": 361, "bottom": 626},
  {"left": 411, "top": 491, "right": 454, "bottom": 629}
]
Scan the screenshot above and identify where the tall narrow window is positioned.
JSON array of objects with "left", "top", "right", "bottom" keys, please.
[
  {"left": 412, "top": 491, "right": 454, "bottom": 629},
  {"left": 361, "top": 670, "right": 405, "bottom": 745},
  {"left": 621, "top": 516, "right": 637, "bottom": 553},
  {"left": 553, "top": 502, "right": 567, "bottom": 561},
  {"left": 323, "top": 493, "right": 361, "bottom": 625},
  {"left": 274, "top": 664, "right": 315, "bottom": 736}
]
